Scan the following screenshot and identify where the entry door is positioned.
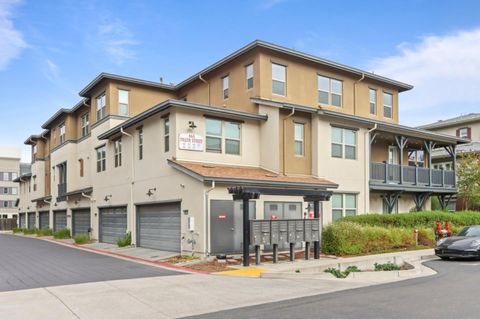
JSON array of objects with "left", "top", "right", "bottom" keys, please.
[
  {"left": 210, "top": 200, "right": 255, "bottom": 255},
  {"left": 388, "top": 146, "right": 399, "bottom": 164}
]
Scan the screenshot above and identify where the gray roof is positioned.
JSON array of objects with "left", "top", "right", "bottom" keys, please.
[
  {"left": 41, "top": 99, "right": 89, "bottom": 129},
  {"left": 418, "top": 113, "right": 480, "bottom": 130},
  {"left": 431, "top": 141, "right": 480, "bottom": 159}
]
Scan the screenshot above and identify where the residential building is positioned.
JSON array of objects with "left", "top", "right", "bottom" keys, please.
[
  {"left": 0, "top": 147, "right": 21, "bottom": 219},
  {"left": 418, "top": 113, "right": 480, "bottom": 210},
  {"left": 15, "top": 40, "right": 466, "bottom": 256}
]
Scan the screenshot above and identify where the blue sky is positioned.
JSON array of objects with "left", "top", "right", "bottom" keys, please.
[{"left": 1, "top": 0, "right": 480, "bottom": 161}]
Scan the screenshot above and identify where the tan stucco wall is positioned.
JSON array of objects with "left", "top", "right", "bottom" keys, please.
[
  {"left": 429, "top": 121, "right": 480, "bottom": 142},
  {"left": 369, "top": 193, "right": 431, "bottom": 214}
]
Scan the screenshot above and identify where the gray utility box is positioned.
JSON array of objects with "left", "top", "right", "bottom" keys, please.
[{"left": 251, "top": 219, "right": 321, "bottom": 246}]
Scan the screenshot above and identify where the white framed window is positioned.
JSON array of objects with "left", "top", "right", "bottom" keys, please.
[
  {"left": 3, "top": 172, "right": 8, "bottom": 181},
  {"left": 81, "top": 113, "right": 89, "bottom": 137},
  {"left": 96, "top": 93, "right": 106, "bottom": 120},
  {"left": 96, "top": 145, "right": 106, "bottom": 172},
  {"left": 246, "top": 63, "right": 254, "bottom": 90},
  {"left": 11, "top": 172, "right": 17, "bottom": 180},
  {"left": 294, "top": 122, "right": 304, "bottom": 156},
  {"left": 222, "top": 75, "right": 229, "bottom": 100},
  {"left": 164, "top": 117, "right": 170, "bottom": 152},
  {"left": 206, "top": 118, "right": 222, "bottom": 153},
  {"left": 369, "top": 88, "right": 377, "bottom": 115},
  {"left": 11, "top": 187, "right": 17, "bottom": 195},
  {"left": 59, "top": 123, "right": 66, "bottom": 144},
  {"left": 458, "top": 127, "right": 469, "bottom": 139},
  {"left": 225, "top": 122, "right": 241, "bottom": 155},
  {"left": 332, "top": 193, "right": 357, "bottom": 221},
  {"left": 383, "top": 92, "right": 393, "bottom": 118},
  {"left": 114, "top": 139, "right": 122, "bottom": 167},
  {"left": 272, "top": 63, "right": 286, "bottom": 96},
  {"left": 138, "top": 128, "right": 144, "bottom": 160},
  {"left": 118, "top": 89, "right": 129, "bottom": 116},
  {"left": 331, "top": 127, "right": 356, "bottom": 159},
  {"left": 318, "top": 75, "right": 342, "bottom": 107}
]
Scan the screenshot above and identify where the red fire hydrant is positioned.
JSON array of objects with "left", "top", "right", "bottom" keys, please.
[{"left": 435, "top": 220, "right": 452, "bottom": 241}]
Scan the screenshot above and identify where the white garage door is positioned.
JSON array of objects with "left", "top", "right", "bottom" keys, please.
[{"left": 137, "top": 203, "right": 181, "bottom": 252}]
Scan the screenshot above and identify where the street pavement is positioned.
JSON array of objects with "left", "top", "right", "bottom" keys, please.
[
  {"left": 186, "top": 259, "right": 480, "bottom": 319},
  {"left": 0, "top": 233, "right": 182, "bottom": 291}
]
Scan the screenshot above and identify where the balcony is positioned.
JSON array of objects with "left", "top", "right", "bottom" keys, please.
[
  {"left": 57, "top": 183, "right": 67, "bottom": 202},
  {"left": 370, "top": 162, "right": 455, "bottom": 189}
]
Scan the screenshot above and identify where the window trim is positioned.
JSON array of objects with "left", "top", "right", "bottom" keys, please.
[
  {"left": 331, "top": 126, "right": 357, "bottom": 160},
  {"left": 114, "top": 139, "right": 122, "bottom": 168},
  {"left": 225, "top": 121, "right": 241, "bottom": 155},
  {"left": 458, "top": 127, "right": 469, "bottom": 139},
  {"left": 245, "top": 63, "right": 254, "bottom": 90},
  {"left": 96, "top": 92, "right": 107, "bottom": 121},
  {"left": 369, "top": 88, "right": 377, "bottom": 115},
  {"left": 81, "top": 112, "right": 90, "bottom": 137},
  {"left": 271, "top": 62, "right": 286, "bottom": 96},
  {"left": 205, "top": 118, "right": 222, "bottom": 153},
  {"left": 205, "top": 117, "right": 242, "bottom": 155},
  {"left": 383, "top": 91, "right": 393, "bottom": 119},
  {"left": 318, "top": 74, "right": 343, "bottom": 107},
  {"left": 137, "top": 127, "right": 144, "bottom": 160},
  {"left": 96, "top": 145, "right": 106, "bottom": 172},
  {"left": 118, "top": 89, "right": 129, "bottom": 116},
  {"left": 164, "top": 117, "right": 170, "bottom": 153},
  {"left": 332, "top": 193, "right": 358, "bottom": 221},
  {"left": 58, "top": 123, "right": 66, "bottom": 144},
  {"left": 222, "top": 75, "right": 229, "bottom": 100},
  {"left": 293, "top": 122, "right": 305, "bottom": 157}
]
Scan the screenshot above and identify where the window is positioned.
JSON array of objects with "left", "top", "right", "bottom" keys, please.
[
  {"left": 11, "top": 172, "right": 17, "bottom": 180},
  {"left": 272, "top": 63, "right": 286, "bottom": 96},
  {"left": 138, "top": 128, "right": 144, "bottom": 160},
  {"left": 408, "top": 150, "right": 425, "bottom": 167},
  {"left": 331, "top": 127, "right": 356, "bottom": 159},
  {"left": 206, "top": 118, "right": 222, "bottom": 153},
  {"left": 79, "top": 159, "right": 84, "bottom": 177},
  {"left": 369, "top": 88, "right": 377, "bottom": 114},
  {"left": 2, "top": 172, "right": 8, "bottom": 181},
  {"left": 33, "top": 144, "right": 37, "bottom": 154},
  {"left": 246, "top": 63, "right": 254, "bottom": 89},
  {"left": 3, "top": 187, "right": 7, "bottom": 194},
  {"left": 458, "top": 127, "right": 469, "bottom": 139},
  {"left": 33, "top": 176, "right": 37, "bottom": 192},
  {"left": 118, "top": 89, "right": 129, "bottom": 116},
  {"left": 81, "top": 113, "right": 89, "bottom": 137},
  {"left": 294, "top": 122, "right": 304, "bottom": 156},
  {"left": 225, "top": 122, "right": 241, "bottom": 155},
  {"left": 164, "top": 117, "right": 170, "bottom": 152},
  {"left": 11, "top": 187, "right": 17, "bottom": 195},
  {"left": 59, "top": 123, "right": 65, "bottom": 144},
  {"left": 96, "top": 93, "right": 106, "bottom": 120},
  {"left": 318, "top": 75, "right": 342, "bottom": 107},
  {"left": 96, "top": 146, "right": 106, "bottom": 172},
  {"left": 383, "top": 92, "right": 393, "bottom": 118},
  {"left": 332, "top": 193, "right": 357, "bottom": 221},
  {"left": 114, "top": 139, "right": 122, "bottom": 167},
  {"left": 222, "top": 76, "right": 229, "bottom": 100}
]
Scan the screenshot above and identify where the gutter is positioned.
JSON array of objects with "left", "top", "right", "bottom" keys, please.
[
  {"left": 199, "top": 74, "right": 210, "bottom": 105},
  {"left": 121, "top": 127, "right": 136, "bottom": 245},
  {"left": 353, "top": 73, "right": 365, "bottom": 115}
]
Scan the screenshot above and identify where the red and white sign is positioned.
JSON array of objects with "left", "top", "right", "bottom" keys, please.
[
  {"left": 178, "top": 133, "right": 204, "bottom": 151},
  {"left": 217, "top": 214, "right": 227, "bottom": 219}
]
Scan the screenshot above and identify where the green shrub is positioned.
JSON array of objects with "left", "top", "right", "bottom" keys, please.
[
  {"left": 117, "top": 232, "right": 131, "bottom": 247},
  {"left": 325, "top": 265, "right": 361, "bottom": 278},
  {"left": 36, "top": 228, "right": 53, "bottom": 237},
  {"left": 12, "top": 227, "right": 24, "bottom": 233},
  {"left": 23, "top": 228, "right": 38, "bottom": 235},
  {"left": 74, "top": 234, "right": 90, "bottom": 245},
  {"left": 374, "top": 262, "right": 401, "bottom": 271},
  {"left": 53, "top": 228, "right": 71, "bottom": 239}
]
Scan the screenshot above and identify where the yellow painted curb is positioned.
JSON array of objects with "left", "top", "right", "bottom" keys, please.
[{"left": 216, "top": 267, "right": 266, "bottom": 277}]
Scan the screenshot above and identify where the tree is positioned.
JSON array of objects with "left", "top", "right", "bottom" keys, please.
[{"left": 456, "top": 152, "right": 480, "bottom": 210}]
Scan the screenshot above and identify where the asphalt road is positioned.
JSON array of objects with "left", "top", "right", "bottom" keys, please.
[
  {"left": 185, "top": 260, "right": 480, "bottom": 319},
  {"left": 0, "top": 233, "right": 183, "bottom": 292}
]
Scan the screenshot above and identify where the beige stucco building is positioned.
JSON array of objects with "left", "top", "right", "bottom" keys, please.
[
  {"left": 0, "top": 147, "right": 21, "bottom": 219},
  {"left": 15, "top": 40, "right": 467, "bottom": 256}
]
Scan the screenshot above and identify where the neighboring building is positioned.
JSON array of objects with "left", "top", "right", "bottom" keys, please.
[
  {"left": 0, "top": 147, "right": 21, "bottom": 219},
  {"left": 418, "top": 113, "right": 480, "bottom": 210},
  {"left": 15, "top": 40, "right": 466, "bottom": 256}
]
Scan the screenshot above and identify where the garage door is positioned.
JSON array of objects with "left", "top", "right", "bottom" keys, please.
[
  {"left": 27, "top": 213, "right": 36, "bottom": 229},
  {"left": 99, "top": 207, "right": 127, "bottom": 244},
  {"left": 53, "top": 211, "right": 67, "bottom": 231},
  {"left": 19, "top": 213, "right": 25, "bottom": 228},
  {"left": 39, "top": 211, "right": 49, "bottom": 229},
  {"left": 72, "top": 209, "right": 90, "bottom": 236},
  {"left": 137, "top": 203, "right": 181, "bottom": 252}
]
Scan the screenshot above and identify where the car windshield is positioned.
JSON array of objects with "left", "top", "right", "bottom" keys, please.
[{"left": 457, "top": 226, "right": 480, "bottom": 237}]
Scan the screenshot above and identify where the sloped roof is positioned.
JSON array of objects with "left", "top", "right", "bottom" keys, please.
[{"left": 418, "top": 113, "right": 480, "bottom": 130}]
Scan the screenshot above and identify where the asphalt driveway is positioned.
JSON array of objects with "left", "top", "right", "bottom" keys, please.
[{"left": 0, "top": 233, "right": 183, "bottom": 292}]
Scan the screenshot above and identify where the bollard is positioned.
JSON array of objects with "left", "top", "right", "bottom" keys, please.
[
  {"left": 414, "top": 229, "right": 419, "bottom": 246},
  {"left": 255, "top": 245, "right": 260, "bottom": 265},
  {"left": 290, "top": 243, "right": 295, "bottom": 262},
  {"left": 273, "top": 244, "right": 278, "bottom": 263},
  {"left": 305, "top": 242, "right": 310, "bottom": 260},
  {"left": 314, "top": 241, "right": 320, "bottom": 259}
]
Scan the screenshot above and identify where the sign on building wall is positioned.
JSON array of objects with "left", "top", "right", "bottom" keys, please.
[{"left": 178, "top": 133, "right": 204, "bottom": 151}]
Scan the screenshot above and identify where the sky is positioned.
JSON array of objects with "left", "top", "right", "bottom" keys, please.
[{"left": 1, "top": 0, "right": 480, "bottom": 162}]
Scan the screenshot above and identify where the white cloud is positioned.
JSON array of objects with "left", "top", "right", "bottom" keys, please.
[
  {"left": 43, "top": 58, "right": 60, "bottom": 83},
  {"left": 369, "top": 28, "right": 480, "bottom": 124},
  {"left": 0, "top": 0, "right": 27, "bottom": 70},
  {"left": 96, "top": 19, "right": 138, "bottom": 64}
]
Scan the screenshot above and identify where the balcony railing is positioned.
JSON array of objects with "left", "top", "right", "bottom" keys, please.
[{"left": 370, "top": 162, "right": 455, "bottom": 188}]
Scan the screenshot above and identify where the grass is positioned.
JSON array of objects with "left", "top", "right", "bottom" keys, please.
[
  {"left": 36, "top": 228, "right": 53, "bottom": 237},
  {"left": 12, "top": 227, "right": 24, "bottom": 233},
  {"left": 53, "top": 228, "right": 71, "bottom": 239},
  {"left": 116, "top": 232, "right": 131, "bottom": 247},
  {"left": 73, "top": 234, "right": 90, "bottom": 245},
  {"left": 23, "top": 228, "right": 38, "bottom": 235},
  {"left": 325, "top": 266, "right": 361, "bottom": 278},
  {"left": 374, "top": 262, "right": 401, "bottom": 271}
]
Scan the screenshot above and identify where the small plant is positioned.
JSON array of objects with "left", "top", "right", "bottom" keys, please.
[
  {"left": 23, "top": 228, "right": 38, "bottom": 235},
  {"left": 325, "top": 265, "right": 361, "bottom": 278},
  {"left": 74, "top": 234, "right": 90, "bottom": 245},
  {"left": 36, "top": 228, "right": 53, "bottom": 237},
  {"left": 53, "top": 228, "right": 71, "bottom": 239},
  {"left": 295, "top": 269, "right": 301, "bottom": 273},
  {"left": 117, "top": 231, "right": 131, "bottom": 247},
  {"left": 374, "top": 262, "right": 401, "bottom": 271},
  {"left": 12, "top": 227, "right": 24, "bottom": 233}
]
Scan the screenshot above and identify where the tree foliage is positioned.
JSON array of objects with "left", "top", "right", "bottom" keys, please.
[{"left": 456, "top": 152, "right": 480, "bottom": 210}]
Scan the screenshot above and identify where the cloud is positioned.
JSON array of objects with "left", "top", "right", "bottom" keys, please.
[
  {"left": 43, "top": 58, "right": 60, "bottom": 83},
  {"left": 0, "top": 0, "right": 27, "bottom": 70},
  {"left": 96, "top": 18, "right": 138, "bottom": 64},
  {"left": 369, "top": 28, "right": 480, "bottom": 124}
]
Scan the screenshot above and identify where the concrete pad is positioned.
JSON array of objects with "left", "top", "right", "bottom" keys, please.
[{"left": 84, "top": 242, "right": 178, "bottom": 261}]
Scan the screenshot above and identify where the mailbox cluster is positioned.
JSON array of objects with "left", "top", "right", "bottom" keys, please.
[{"left": 250, "top": 219, "right": 321, "bottom": 264}]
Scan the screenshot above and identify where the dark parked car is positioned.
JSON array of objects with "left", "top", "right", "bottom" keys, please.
[{"left": 435, "top": 226, "right": 480, "bottom": 260}]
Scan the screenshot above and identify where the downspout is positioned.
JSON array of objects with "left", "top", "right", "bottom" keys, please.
[
  {"left": 365, "top": 123, "right": 377, "bottom": 214},
  {"left": 199, "top": 74, "right": 210, "bottom": 106},
  {"left": 283, "top": 108, "right": 295, "bottom": 176},
  {"left": 81, "top": 192, "right": 95, "bottom": 238},
  {"left": 354, "top": 73, "right": 365, "bottom": 115},
  {"left": 121, "top": 127, "right": 136, "bottom": 245},
  {"left": 204, "top": 181, "right": 215, "bottom": 257}
]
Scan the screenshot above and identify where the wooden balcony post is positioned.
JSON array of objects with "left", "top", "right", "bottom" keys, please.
[
  {"left": 385, "top": 162, "right": 389, "bottom": 183},
  {"left": 424, "top": 141, "right": 435, "bottom": 186},
  {"left": 415, "top": 166, "right": 418, "bottom": 185},
  {"left": 395, "top": 136, "right": 408, "bottom": 184}
]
